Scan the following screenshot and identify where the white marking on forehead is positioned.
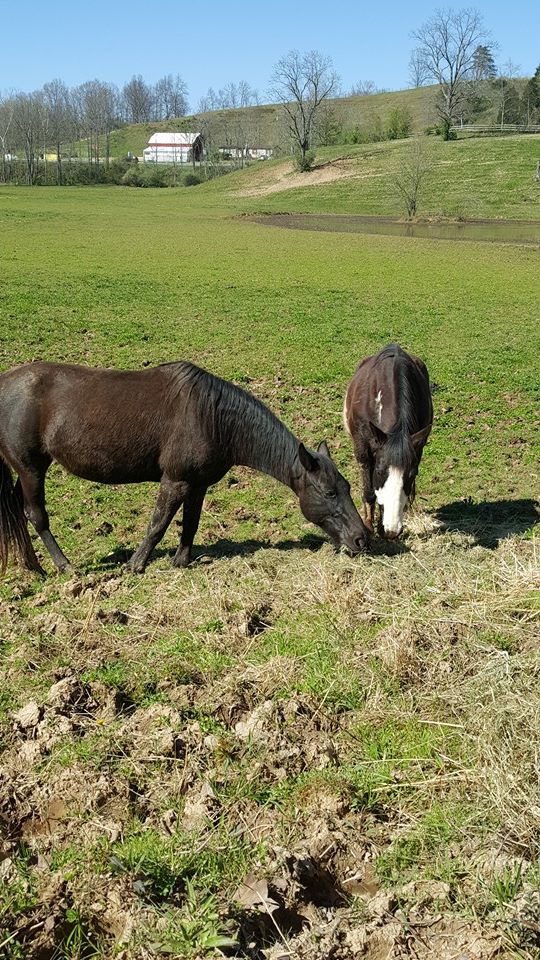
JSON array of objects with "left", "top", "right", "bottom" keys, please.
[
  {"left": 375, "top": 390, "right": 383, "bottom": 425},
  {"left": 375, "top": 466, "right": 407, "bottom": 534}
]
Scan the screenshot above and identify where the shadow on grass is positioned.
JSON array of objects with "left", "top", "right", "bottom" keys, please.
[
  {"left": 97, "top": 532, "right": 326, "bottom": 570},
  {"left": 435, "top": 498, "right": 539, "bottom": 549},
  {"left": 96, "top": 529, "right": 408, "bottom": 569}
]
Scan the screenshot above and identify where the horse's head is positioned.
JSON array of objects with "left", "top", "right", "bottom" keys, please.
[
  {"left": 295, "top": 441, "right": 369, "bottom": 555},
  {"left": 372, "top": 424, "right": 431, "bottom": 538}
]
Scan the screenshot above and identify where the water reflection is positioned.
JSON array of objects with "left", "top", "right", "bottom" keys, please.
[{"left": 253, "top": 214, "right": 540, "bottom": 245}]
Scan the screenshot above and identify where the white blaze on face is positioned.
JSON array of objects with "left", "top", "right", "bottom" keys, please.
[{"left": 375, "top": 466, "right": 407, "bottom": 536}]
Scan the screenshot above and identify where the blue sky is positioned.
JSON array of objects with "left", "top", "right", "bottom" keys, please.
[{"left": 1, "top": 0, "right": 537, "bottom": 107}]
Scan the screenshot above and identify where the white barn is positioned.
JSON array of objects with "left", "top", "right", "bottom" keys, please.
[{"left": 143, "top": 132, "right": 204, "bottom": 164}]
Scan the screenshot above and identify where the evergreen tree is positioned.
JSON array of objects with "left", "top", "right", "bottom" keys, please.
[
  {"left": 471, "top": 45, "right": 497, "bottom": 80},
  {"left": 521, "top": 64, "right": 540, "bottom": 124}
]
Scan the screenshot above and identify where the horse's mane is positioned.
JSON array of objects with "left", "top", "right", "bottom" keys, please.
[
  {"left": 375, "top": 344, "right": 422, "bottom": 474},
  {"left": 161, "top": 361, "right": 299, "bottom": 476}
]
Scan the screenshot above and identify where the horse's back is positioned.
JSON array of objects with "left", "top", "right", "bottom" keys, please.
[
  {"left": 345, "top": 345, "right": 432, "bottom": 436},
  {"left": 0, "top": 362, "right": 175, "bottom": 482}
]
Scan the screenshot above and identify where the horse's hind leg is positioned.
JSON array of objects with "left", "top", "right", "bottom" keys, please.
[
  {"left": 16, "top": 469, "right": 71, "bottom": 572},
  {"left": 127, "top": 477, "right": 188, "bottom": 574},
  {"left": 172, "top": 486, "right": 207, "bottom": 569}
]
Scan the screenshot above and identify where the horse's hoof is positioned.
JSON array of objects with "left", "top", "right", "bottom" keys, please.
[
  {"left": 126, "top": 559, "right": 145, "bottom": 574},
  {"left": 172, "top": 553, "right": 190, "bottom": 569}
]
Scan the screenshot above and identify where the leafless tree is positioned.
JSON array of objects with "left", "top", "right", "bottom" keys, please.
[
  {"left": 410, "top": 8, "right": 489, "bottom": 138},
  {"left": 270, "top": 49, "right": 340, "bottom": 166},
  {"left": 408, "top": 49, "right": 430, "bottom": 88},
  {"left": 122, "top": 74, "right": 153, "bottom": 123},
  {"left": 155, "top": 74, "right": 189, "bottom": 119},
  {"left": 11, "top": 91, "right": 45, "bottom": 183},
  {"left": 0, "top": 94, "right": 15, "bottom": 181},
  {"left": 73, "top": 80, "right": 117, "bottom": 166},
  {"left": 198, "top": 80, "right": 259, "bottom": 113},
  {"left": 495, "top": 59, "right": 522, "bottom": 129},
  {"left": 393, "top": 139, "right": 433, "bottom": 218},
  {"left": 42, "top": 79, "right": 73, "bottom": 183},
  {"left": 349, "top": 80, "right": 378, "bottom": 96}
]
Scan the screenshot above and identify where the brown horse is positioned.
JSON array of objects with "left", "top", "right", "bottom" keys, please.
[
  {"left": 344, "top": 344, "right": 433, "bottom": 538},
  {"left": 0, "top": 360, "right": 369, "bottom": 574}
]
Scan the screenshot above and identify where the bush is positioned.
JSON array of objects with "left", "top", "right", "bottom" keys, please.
[
  {"left": 121, "top": 165, "right": 169, "bottom": 187},
  {"left": 386, "top": 107, "right": 413, "bottom": 141},
  {"left": 293, "top": 150, "right": 316, "bottom": 172},
  {"left": 184, "top": 172, "right": 201, "bottom": 186}
]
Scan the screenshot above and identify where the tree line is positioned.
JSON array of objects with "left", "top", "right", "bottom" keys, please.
[{"left": 1, "top": 7, "right": 538, "bottom": 185}]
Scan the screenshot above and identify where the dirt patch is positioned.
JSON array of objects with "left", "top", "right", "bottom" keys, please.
[{"left": 236, "top": 156, "right": 367, "bottom": 197}]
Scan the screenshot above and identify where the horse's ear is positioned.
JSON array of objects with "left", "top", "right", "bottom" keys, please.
[
  {"left": 411, "top": 424, "right": 432, "bottom": 448},
  {"left": 317, "top": 440, "right": 331, "bottom": 459},
  {"left": 370, "top": 422, "right": 387, "bottom": 445},
  {"left": 298, "top": 443, "right": 319, "bottom": 473}
]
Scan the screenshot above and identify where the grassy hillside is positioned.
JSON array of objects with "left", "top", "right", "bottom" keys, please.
[
  {"left": 198, "top": 133, "right": 540, "bottom": 221},
  {"left": 87, "top": 86, "right": 438, "bottom": 158},
  {"left": 0, "top": 184, "right": 538, "bottom": 958}
]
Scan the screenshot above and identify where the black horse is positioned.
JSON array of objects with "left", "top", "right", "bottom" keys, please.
[
  {"left": 0, "top": 360, "right": 369, "bottom": 574},
  {"left": 344, "top": 344, "right": 433, "bottom": 538}
]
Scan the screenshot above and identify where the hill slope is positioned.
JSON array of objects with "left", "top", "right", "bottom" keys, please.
[
  {"left": 199, "top": 134, "right": 540, "bottom": 221},
  {"left": 95, "top": 85, "right": 438, "bottom": 158}
]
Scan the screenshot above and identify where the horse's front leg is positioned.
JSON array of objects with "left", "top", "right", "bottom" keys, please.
[
  {"left": 358, "top": 453, "right": 375, "bottom": 534},
  {"left": 127, "top": 477, "right": 188, "bottom": 574},
  {"left": 172, "top": 486, "right": 207, "bottom": 568}
]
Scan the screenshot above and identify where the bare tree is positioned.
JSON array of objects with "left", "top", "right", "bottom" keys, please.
[
  {"left": 393, "top": 139, "right": 433, "bottom": 218},
  {"left": 198, "top": 80, "right": 259, "bottom": 113},
  {"left": 155, "top": 74, "right": 189, "bottom": 119},
  {"left": 42, "top": 79, "right": 73, "bottom": 183},
  {"left": 410, "top": 8, "right": 489, "bottom": 138},
  {"left": 0, "top": 94, "right": 15, "bottom": 181},
  {"left": 270, "top": 49, "right": 340, "bottom": 167},
  {"left": 11, "top": 91, "right": 45, "bottom": 184},
  {"left": 349, "top": 80, "right": 378, "bottom": 96},
  {"left": 122, "top": 75, "right": 153, "bottom": 123},
  {"left": 495, "top": 61, "right": 522, "bottom": 129},
  {"left": 408, "top": 49, "right": 430, "bottom": 88}
]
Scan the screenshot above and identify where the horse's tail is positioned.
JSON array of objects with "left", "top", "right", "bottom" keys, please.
[{"left": 0, "top": 455, "right": 42, "bottom": 574}]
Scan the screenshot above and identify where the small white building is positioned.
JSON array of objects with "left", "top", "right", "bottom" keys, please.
[
  {"left": 143, "top": 132, "right": 204, "bottom": 164},
  {"left": 218, "top": 145, "right": 273, "bottom": 161}
]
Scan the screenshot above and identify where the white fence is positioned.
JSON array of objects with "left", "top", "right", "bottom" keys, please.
[{"left": 451, "top": 123, "right": 540, "bottom": 134}]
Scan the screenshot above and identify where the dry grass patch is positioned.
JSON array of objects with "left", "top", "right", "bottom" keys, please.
[{"left": 0, "top": 513, "right": 538, "bottom": 958}]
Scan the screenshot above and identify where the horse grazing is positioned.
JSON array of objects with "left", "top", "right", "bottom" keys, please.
[
  {"left": 344, "top": 344, "right": 432, "bottom": 539},
  {"left": 0, "top": 360, "right": 369, "bottom": 575}
]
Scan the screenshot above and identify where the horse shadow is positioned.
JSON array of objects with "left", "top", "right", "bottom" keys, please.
[
  {"left": 97, "top": 529, "right": 408, "bottom": 570},
  {"left": 97, "top": 533, "right": 326, "bottom": 569},
  {"left": 434, "top": 498, "right": 539, "bottom": 549}
]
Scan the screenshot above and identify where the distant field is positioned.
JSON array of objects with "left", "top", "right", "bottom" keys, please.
[{"left": 0, "top": 182, "right": 538, "bottom": 958}]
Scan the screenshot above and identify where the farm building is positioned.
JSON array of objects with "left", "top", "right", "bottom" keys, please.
[
  {"left": 218, "top": 145, "right": 273, "bottom": 160},
  {"left": 143, "top": 132, "right": 204, "bottom": 164}
]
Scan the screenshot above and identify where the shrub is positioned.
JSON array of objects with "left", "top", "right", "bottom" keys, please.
[
  {"left": 184, "top": 172, "right": 202, "bottom": 186},
  {"left": 293, "top": 150, "right": 316, "bottom": 172},
  {"left": 121, "top": 165, "right": 169, "bottom": 187},
  {"left": 386, "top": 106, "right": 413, "bottom": 140}
]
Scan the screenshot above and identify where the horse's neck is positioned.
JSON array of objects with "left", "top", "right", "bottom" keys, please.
[{"left": 231, "top": 404, "right": 299, "bottom": 490}]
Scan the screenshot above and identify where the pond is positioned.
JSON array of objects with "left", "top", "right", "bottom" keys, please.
[{"left": 250, "top": 213, "right": 540, "bottom": 245}]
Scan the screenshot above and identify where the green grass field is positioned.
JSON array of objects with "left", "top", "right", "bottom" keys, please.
[{"left": 0, "top": 146, "right": 539, "bottom": 959}]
